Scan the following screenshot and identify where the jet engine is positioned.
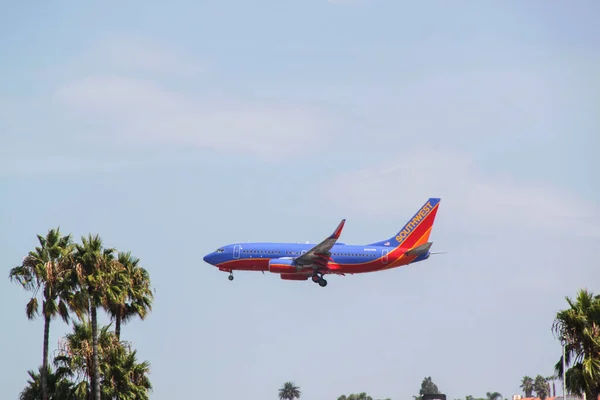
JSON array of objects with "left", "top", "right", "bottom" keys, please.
[{"left": 268, "top": 258, "right": 300, "bottom": 274}]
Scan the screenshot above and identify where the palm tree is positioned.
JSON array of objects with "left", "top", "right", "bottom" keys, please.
[
  {"left": 106, "top": 251, "right": 153, "bottom": 340},
  {"left": 552, "top": 289, "right": 600, "bottom": 400},
  {"left": 54, "top": 317, "right": 152, "bottom": 400},
  {"left": 100, "top": 341, "right": 152, "bottom": 400},
  {"left": 53, "top": 317, "right": 113, "bottom": 396},
  {"left": 521, "top": 376, "right": 534, "bottom": 397},
  {"left": 279, "top": 382, "right": 301, "bottom": 400},
  {"left": 486, "top": 392, "right": 502, "bottom": 400},
  {"left": 18, "top": 364, "right": 79, "bottom": 400},
  {"left": 70, "top": 234, "right": 124, "bottom": 400},
  {"left": 534, "top": 375, "right": 549, "bottom": 400},
  {"left": 9, "top": 228, "right": 73, "bottom": 400}
]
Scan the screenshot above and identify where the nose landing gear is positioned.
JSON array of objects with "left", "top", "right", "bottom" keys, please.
[{"left": 228, "top": 272, "right": 234, "bottom": 281}]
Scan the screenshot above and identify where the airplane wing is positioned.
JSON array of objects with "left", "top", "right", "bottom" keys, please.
[{"left": 294, "top": 219, "right": 346, "bottom": 271}]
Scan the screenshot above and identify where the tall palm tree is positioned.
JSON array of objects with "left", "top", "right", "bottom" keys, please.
[
  {"left": 279, "top": 382, "right": 301, "bottom": 400},
  {"left": 521, "top": 376, "right": 534, "bottom": 397},
  {"left": 9, "top": 228, "right": 73, "bottom": 400},
  {"left": 106, "top": 251, "right": 153, "bottom": 340},
  {"left": 552, "top": 289, "right": 600, "bottom": 400},
  {"left": 70, "top": 234, "right": 124, "bottom": 400}
]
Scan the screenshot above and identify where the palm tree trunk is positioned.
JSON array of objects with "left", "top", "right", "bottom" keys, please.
[
  {"left": 115, "top": 312, "right": 121, "bottom": 340},
  {"left": 91, "top": 305, "right": 101, "bottom": 400},
  {"left": 42, "top": 312, "right": 50, "bottom": 400}
]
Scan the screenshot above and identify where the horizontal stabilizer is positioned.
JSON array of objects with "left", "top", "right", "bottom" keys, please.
[{"left": 404, "top": 242, "right": 433, "bottom": 257}]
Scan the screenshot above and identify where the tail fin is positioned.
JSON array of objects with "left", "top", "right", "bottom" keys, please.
[{"left": 367, "top": 198, "right": 441, "bottom": 249}]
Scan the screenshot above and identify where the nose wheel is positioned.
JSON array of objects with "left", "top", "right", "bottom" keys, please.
[{"left": 228, "top": 273, "right": 234, "bottom": 281}]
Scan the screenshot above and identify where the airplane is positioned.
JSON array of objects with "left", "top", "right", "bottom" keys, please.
[{"left": 202, "top": 197, "right": 441, "bottom": 287}]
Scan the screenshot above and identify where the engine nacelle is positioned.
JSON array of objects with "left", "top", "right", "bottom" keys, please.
[{"left": 268, "top": 258, "right": 300, "bottom": 274}]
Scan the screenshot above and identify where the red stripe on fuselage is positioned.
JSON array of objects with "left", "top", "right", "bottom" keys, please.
[{"left": 218, "top": 258, "right": 269, "bottom": 271}]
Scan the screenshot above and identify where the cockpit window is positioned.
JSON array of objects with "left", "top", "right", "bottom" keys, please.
[{"left": 216, "top": 248, "right": 225, "bottom": 253}]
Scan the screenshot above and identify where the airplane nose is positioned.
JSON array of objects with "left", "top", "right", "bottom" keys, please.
[{"left": 203, "top": 253, "right": 214, "bottom": 264}]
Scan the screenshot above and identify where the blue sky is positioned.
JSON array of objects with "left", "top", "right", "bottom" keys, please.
[{"left": 1, "top": 1, "right": 599, "bottom": 399}]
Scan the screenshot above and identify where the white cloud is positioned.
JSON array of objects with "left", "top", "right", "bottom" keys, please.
[
  {"left": 322, "top": 150, "right": 600, "bottom": 238},
  {"left": 52, "top": 76, "right": 333, "bottom": 159}
]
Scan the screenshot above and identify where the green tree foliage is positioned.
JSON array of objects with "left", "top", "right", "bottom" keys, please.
[
  {"left": 53, "top": 318, "right": 152, "bottom": 400},
  {"left": 70, "top": 234, "right": 124, "bottom": 400},
  {"left": 105, "top": 251, "right": 153, "bottom": 340},
  {"left": 552, "top": 289, "right": 600, "bottom": 400},
  {"left": 9, "top": 228, "right": 74, "bottom": 400},
  {"left": 338, "top": 393, "right": 391, "bottom": 400},
  {"left": 18, "top": 365, "right": 78, "bottom": 400},
  {"left": 12, "top": 229, "right": 154, "bottom": 400},
  {"left": 520, "top": 376, "right": 534, "bottom": 397},
  {"left": 279, "top": 382, "right": 301, "bottom": 400},
  {"left": 19, "top": 319, "right": 152, "bottom": 400},
  {"left": 415, "top": 376, "right": 441, "bottom": 400},
  {"left": 338, "top": 393, "right": 372, "bottom": 400},
  {"left": 101, "top": 343, "right": 152, "bottom": 400},
  {"left": 486, "top": 392, "right": 502, "bottom": 400},
  {"left": 533, "top": 375, "right": 548, "bottom": 400}
]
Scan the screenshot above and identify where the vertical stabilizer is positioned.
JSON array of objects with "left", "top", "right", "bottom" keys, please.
[{"left": 367, "top": 198, "right": 441, "bottom": 249}]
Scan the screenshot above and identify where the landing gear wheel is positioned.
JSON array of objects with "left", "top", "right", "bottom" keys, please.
[
  {"left": 228, "top": 274, "right": 234, "bottom": 281},
  {"left": 311, "top": 274, "right": 320, "bottom": 283},
  {"left": 318, "top": 278, "right": 327, "bottom": 287}
]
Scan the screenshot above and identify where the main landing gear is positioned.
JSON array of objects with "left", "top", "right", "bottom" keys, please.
[{"left": 311, "top": 273, "right": 327, "bottom": 287}]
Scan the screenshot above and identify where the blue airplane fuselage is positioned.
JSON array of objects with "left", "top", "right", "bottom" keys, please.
[
  {"left": 203, "top": 242, "right": 430, "bottom": 270},
  {"left": 202, "top": 197, "right": 442, "bottom": 285}
]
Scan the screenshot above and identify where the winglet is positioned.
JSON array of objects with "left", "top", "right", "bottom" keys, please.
[{"left": 329, "top": 219, "right": 346, "bottom": 240}]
